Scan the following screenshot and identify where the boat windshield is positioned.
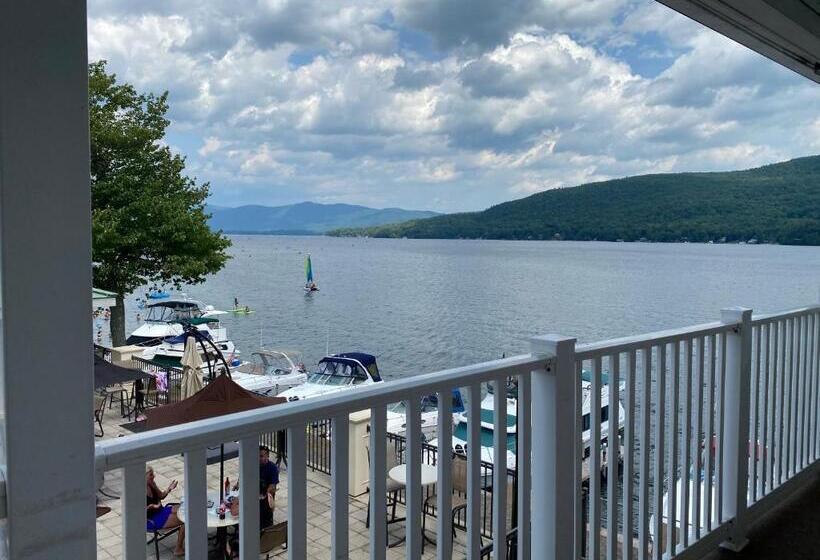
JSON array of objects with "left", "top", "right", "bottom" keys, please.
[
  {"left": 145, "top": 304, "right": 201, "bottom": 323},
  {"left": 307, "top": 360, "right": 368, "bottom": 386}
]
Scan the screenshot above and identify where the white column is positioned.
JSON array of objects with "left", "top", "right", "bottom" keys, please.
[
  {"left": 0, "top": 2, "right": 95, "bottom": 558},
  {"left": 720, "top": 307, "right": 752, "bottom": 552},
  {"left": 531, "top": 335, "right": 576, "bottom": 560}
]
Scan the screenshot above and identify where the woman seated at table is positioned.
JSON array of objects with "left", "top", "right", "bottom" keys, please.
[{"left": 146, "top": 466, "right": 185, "bottom": 557}]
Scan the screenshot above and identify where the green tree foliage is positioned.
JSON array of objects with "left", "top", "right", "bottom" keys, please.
[
  {"left": 90, "top": 61, "right": 230, "bottom": 344},
  {"left": 331, "top": 156, "right": 820, "bottom": 245}
]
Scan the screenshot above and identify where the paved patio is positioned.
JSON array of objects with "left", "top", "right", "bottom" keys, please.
[{"left": 94, "top": 395, "right": 470, "bottom": 559}]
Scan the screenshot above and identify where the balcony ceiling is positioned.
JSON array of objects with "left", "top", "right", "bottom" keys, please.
[{"left": 657, "top": 0, "right": 820, "bottom": 83}]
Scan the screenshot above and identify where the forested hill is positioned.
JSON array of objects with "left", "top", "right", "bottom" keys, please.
[{"left": 329, "top": 155, "right": 820, "bottom": 245}]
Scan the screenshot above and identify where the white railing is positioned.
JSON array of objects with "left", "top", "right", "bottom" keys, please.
[
  {"left": 571, "top": 304, "right": 820, "bottom": 560},
  {"left": 94, "top": 302, "right": 820, "bottom": 560}
]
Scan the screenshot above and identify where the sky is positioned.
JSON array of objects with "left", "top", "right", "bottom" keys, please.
[{"left": 87, "top": 0, "right": 820, "bottom": 212}]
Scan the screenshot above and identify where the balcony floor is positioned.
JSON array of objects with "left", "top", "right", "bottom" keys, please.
[
  {"left": 705, "top": 471, "right": 820, "bottom": 560},
  {"left": 95, "top": 405, "right": 469, "bottom": 559}
]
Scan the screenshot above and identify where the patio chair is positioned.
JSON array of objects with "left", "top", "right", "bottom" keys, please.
[
  {"left": 146, "top": 513, "right": 181, "bottom": 560},
  {"left": 365, "top": 439, "right": 406, "bottom": 529},
  {"left": 94, "top": 393, "right": 107, "bottom": 437},
  {"left": 260, "top": 521, "right": 288, "bottom": 559},
  {"left": 421, "top": 453, "right": 470, "bottom": 552}
]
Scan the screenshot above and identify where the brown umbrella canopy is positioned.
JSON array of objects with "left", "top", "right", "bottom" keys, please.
[{"left": 145, "top": 373, "right": 286, "bottom": 430}]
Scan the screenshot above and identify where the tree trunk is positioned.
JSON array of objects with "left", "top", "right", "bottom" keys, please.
[{"left": 110, "top": 294, "right": 126, "bottom": 347}]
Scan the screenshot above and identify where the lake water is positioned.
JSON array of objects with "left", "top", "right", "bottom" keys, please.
[{"left": 121, "top": 236, "right": 820, "bottom": 380}]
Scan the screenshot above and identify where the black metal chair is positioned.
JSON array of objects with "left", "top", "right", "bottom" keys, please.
[
  {"left": 146, "top": 512, "right": 182, "bottom": 559},
  {"left": 94, "top": 393, "right": 107, "bottom": 437}
]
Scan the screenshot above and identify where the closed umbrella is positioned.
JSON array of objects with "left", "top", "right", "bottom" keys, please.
[{"left": 181, "top": 335, "right": 204, "bottom": 399}]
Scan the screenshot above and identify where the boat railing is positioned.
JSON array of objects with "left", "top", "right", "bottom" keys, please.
[{"left": 94, "top": 301, "right": 820, "bottom": 560}]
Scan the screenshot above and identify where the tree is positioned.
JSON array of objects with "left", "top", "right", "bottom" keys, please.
[{"left": 90, "top": 61, "right": 231, "bottom": 345}]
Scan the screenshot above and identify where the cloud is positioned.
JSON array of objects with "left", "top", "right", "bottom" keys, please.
[{"left": 87, "top": 0, "right": 820, "bottom": 212}]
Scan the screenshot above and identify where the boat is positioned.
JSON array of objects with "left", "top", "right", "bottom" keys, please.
[
  {"left": 139, "top": 325, "right": 242, "bottom": 371},
  {"left": 128, "top": 298, "right": 242, "bottom": 371},
  {"left": 231, "top": 350, "right": 308, "bottom": 396},
  {"left": 127, "top": 298, "right": 226, "bottom": 346},
  {"left": 231, "top": 307, "right": 255, "bottom": 314},
  {"left": 428, "top": 371, "right": 626, "bottom": 469},
  {"left": 147, "top": 288, "right": 170, "bottom": 299},
  {"left": 304, "top": 254, "right": 319, "bottom": 292},
  {"left": 385, "top": 390, "right": 465, "bottom": 442},
  {"left": 278, "top": 353, "right": 381, "bottom": 401}
]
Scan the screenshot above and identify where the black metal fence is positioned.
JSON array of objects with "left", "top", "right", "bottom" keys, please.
[{"left": 131, "top": 356, "right": 184, "bottom": 406}]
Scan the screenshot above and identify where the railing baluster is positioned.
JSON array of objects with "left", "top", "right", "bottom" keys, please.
[
  {"left": 607, "top": 355, "right": 619, "bottom": 560},
  {"left": 239, "top": 437, "right": 260, "bottom": 560},
  {"left": 622, "top": 350, "right": 636, "bottom": 560},
  {"left": 331, "top": 414, "right": 349, "bottom": 559},
  {"left": 467, "top": 383, "right": 482, "bottom": 560},
  {"left": 638, "top": 347, "right": 651, "bottom": 558},
  {"left": 575, "top": 360, "right": 584, "bottom": 559},
  {"left": 288, "top": 424, "right": 307, "bottom": 560},
  {"left": 492, "top": 378, "right": 507, "bottom": 560},
  {"left": 800, "top": 315, "right": 811, "bottom": 470},
  {"left": 667, "top": 341, "right": 680, "bottom": 557},
  {"left": 752, "top": 325, "right": 761, "bottom": 502},
  {"left": 517, "top": 372, "right": 532, "bottom": 560},
  {"left": 682, "top": 339, "right": 692, "bottom": 548},
  {"left": 776, "top": 320, "right": 784, "bottom": 486},
  {"left": 652, "top": 344, "right": 665, "bottom": 560},
  {"left": 436, "top": 388, "right": 454, "bottom": 560},
  {"left": 123, "top": 462, "right": 147, "bottom": 560},
  {"left": 811, "top": 313, "right": 819, "bottom": 461},
  {"left": 590, "top": 357, "right": 602, "bottom": 560},
  {"left": 693, "top": 337, "right": 704, "bottom": 540},
  {"left": 716, "top": 332, "right": 726, "bottom": 523},
  {"left": 184, "top": 448, "right": 208, "bottom": 560},
  {"left": 704, "top": 335, "right": 715, "bottom": 531},
  {"left": 786, "top": 318, "right": 795, "bottom": 478},
  {"left": 795, "top": 316, "right": 804, "bottom": 471},
  {"left": 405, "top": 396, "right": 423, "bottom": 560},
  {"left": 765, "top": 323, "right": 775, "bottom": 493},
  {"left": 370, "top": 406, "right": 387, "bottom": 560}
]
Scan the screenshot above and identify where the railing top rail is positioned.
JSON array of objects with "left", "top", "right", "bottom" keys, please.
[
  {"left": 574, "top": 320, "right": 732, "bottom": 360},
  {"left": 96, "top": 353, "right": 543, "bottom": 471},
  {"left": 750, "top": 304, "right": 820, "bottom": 326}
]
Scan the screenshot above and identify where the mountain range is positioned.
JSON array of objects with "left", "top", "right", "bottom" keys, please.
[
  {"left": 207, "top": 201, "right": 439, "bottom": 234},
  {"left": 330, "top": 155, "right": 820, "bottom": 245}
]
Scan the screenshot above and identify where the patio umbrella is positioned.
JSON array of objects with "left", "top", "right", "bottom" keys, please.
[
  {"left": 145, "top": 373, "right": 286, "bottom": 500},
  {"left": 180, "top": 335, "right": 204, "bottom": 399}
]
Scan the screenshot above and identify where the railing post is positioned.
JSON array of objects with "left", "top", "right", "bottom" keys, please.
[
  {"left": 720, "top": 307, "right": 752, "bottom": 551},
  {"left": 531, "top": 335, "right": 577, "bottom": 560}
]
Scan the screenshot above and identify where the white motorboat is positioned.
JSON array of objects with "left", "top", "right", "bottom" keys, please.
[
  {"left": 231, "top": 350, "right": 308, "bottom": 396},
  {"left": 429, "top": 371, "right": 626, "bottom": 470},
  {"left": 278, "top": 353, "right": 382, "bottom": 401},
  {"left": 130, "top": 298, "right": 241, "bottom": 370}
]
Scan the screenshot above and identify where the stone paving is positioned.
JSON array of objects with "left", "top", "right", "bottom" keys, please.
[{"left": 94, "top": 392, "right": 470, "bottom": 559}]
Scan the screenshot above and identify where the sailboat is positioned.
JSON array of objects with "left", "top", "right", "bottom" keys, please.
[{"left": 304, "top": 254, "right": 319, "bottom": 292}]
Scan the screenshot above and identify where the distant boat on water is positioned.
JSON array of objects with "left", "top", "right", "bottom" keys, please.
[{"left": 304, "top": 254, "right": 319, "bottom": 292}]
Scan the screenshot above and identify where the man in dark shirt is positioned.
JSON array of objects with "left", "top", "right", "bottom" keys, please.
[{"left": 259, "top": 445, "right": 279, "bottom": 528}]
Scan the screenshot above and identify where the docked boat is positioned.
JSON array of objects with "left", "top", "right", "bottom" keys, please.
[
  {"left": 278, "top": 353, "right": 381, "bottom": 401},
  {"left": 127, "top": 298, "right": 226, "bottom": 346},
  {"left": 129, "top": 298, "right": 242, "bottom": 370},
  {"left": 231, "top": 350, "right": 308, "bottom": 396},
  {"left": 429, "top": 371, "right": 626, "bottom": 469}
]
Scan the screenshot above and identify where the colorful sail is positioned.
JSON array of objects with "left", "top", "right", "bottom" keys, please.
[{"left": 305, "top": 254, "right": 314, "bottom": 284}]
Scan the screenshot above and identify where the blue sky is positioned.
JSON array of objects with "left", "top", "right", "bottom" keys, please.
[{"left": 88, "top": 0, "right": 820, "bottom": 212}]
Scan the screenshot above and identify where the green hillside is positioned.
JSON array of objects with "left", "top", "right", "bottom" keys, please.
[{"left": 330, "top": 155, "right": 820, "bottom": 245}]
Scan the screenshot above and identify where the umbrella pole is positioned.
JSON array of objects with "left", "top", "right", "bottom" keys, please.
[{"left": 220, "top": 443, "right": 225, "bottom": 502}]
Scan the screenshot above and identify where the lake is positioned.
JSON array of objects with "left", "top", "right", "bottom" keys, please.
[{"left": 120, "top": 236, "right": 820, "bottom": 380}]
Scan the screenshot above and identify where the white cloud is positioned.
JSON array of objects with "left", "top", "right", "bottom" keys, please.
[{"left": 87, "top": 0, "right": 820, "bottom": 211}]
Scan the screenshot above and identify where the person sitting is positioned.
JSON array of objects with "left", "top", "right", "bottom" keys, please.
[
  {"left": 146, "top": 466, "right": 185, "bottom": 557},
  {"left": 233, "top": 445, "right": 279, "bottom": 529}
]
